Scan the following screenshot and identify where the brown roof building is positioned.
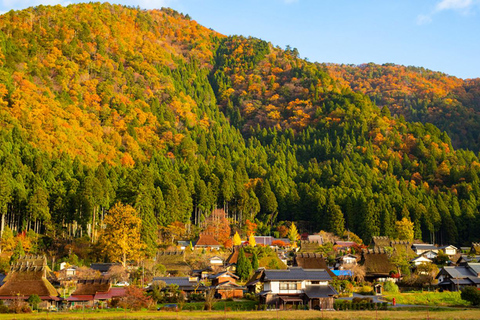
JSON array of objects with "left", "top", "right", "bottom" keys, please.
[
  {"left": 294, "top": 253, "right": 336, "bottom": 278},
  {"left": 0, "top": 255, "right": 60, "bottom": 305},
  {"left": 194, "top": 234, "right": 222, "bottom": 249},
  {"left": 361, "top": 249, "right": 397, "bottom": 281}
]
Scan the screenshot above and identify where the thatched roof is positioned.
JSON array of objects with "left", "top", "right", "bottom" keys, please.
[
  {"left": 0, "top": 255, "right": 58, "bottom": 297},
  {"left": 362, "top": 250, "right": 396, "bottom": 276},
  {"left": 294, "top": 253, "right": 336, "bottom": 278},
  {"left": 471, "top": 243, "right": 480, "bottom": 255},
  {"left": 72, "top": 279, "right": 111, "bottom": 296},
  {"left": 371, "top": 236, "right": 391, "bottom": 248}
]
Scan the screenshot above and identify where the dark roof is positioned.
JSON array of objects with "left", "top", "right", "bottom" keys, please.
[
  {"left": 294, "top": 253, "right": 336, "bottom": 278},
  {"left": 153, "top": 277, "right": 205, "bottom": 291},
  {"left": 72, "top": 279, "right": 111, "bottom": 296},
  {"left": 412, "top": 244, "right": 437, "bottom": 250},
  {"left": 195, "top": 234, "right": 221, "bottom": 247},
  {"left": 90, "top": 263, "right": 120, "bottom": 273},
  {"left": 262, "top": 267, "right": 332, "bottom": 281},
  {"left": 304, "top": 285, "right": 338, "bottom": 298}
]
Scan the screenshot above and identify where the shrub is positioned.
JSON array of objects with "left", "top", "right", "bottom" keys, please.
[
  {"left": 357, "top": 285, "right": 373, "bottom": 295},
  {"left": 461, "top": 287, "right": 480, "bottom": 306},
  {"left": 383, "top": 281, "right": 399, "bottom": 293}
]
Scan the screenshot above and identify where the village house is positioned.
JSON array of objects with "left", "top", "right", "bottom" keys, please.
[
  {"left": 335, "top": 254, "right": 358, "bottom": 269},
  {"left": 293, "top": 253, "right": 336, "bottom": 278},
  {"left": 225, "top": 246, "right": 252, "bottom": 272},
  {"left": 0, "top": 255, "right": 61, "bottom": 309},
  {"left": 177, "top": 241, "right": 190, "bottom": 250},
  {"left": 90, "top": 263, "right": 120, "bottom": 276},
  {"left": 194, "top": 234, "right": 222, "bottom": 250},
  {"left": 410, "top": 256, "right": 433, "bottom": 266},
  {"left": 420, "top": 250, "right": 438, "bottom": 260},
  {"left": 67, "top": 279, "right": 126, "bottom": 308},
  {"left": 209, "top": 271, "right": 244, "bottom": 299},
  {"left": 334, "top": 241, "right": 357, "bottom": 251},
  {"left": 152, "top": 276, "right": 206, "bottom": 295},
  {"left": 256, "top": 267, "right": 337, "bottom": 310},
  {"left": 439, "top": 245, "right": 458, "bottom": 256},
  {"left": 253, "top": 236, "right": 291, "bottom": 247},
  {"left": 471, "top": 243, "right": 480, "bottom": 255},
  {"left": 209, "top": 256, "right": 224, "bottom": 267},
  {"left": 412, "top": 244, "right": 438, "bottom": 255},
  {"left": 361, "top": 249, "right": 397, "bottom": 282},
  {"left": 436, "top": 262, "right": 480, "bottom": 291}
]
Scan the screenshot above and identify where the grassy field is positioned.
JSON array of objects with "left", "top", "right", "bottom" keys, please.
[
  {"left": 383, "top": 291, "right": 469, "bottom": 307},
  {"left": 2, "top": 309, "right": 480, "bottom": 320}
]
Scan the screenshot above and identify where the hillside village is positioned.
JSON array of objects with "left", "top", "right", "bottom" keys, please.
[{"left": 0, "top": 209, "right": 479, "bottom": 313}]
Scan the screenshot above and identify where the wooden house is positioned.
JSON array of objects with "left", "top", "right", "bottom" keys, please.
[
  {"left": 194, "top": 234, "right": 222, "bottom": 250},
  {"left": 412, "top": 244, "right": 438, "bottom": 255},
  {"left": 0, "top": 255, "right": 61, "bottom": 309},
  {"left": 152, "top": 276, "right": 206, "bottom": 294},
  {"left": 209, "top": 271, "right": 244, "bottom": 299},
  {"left": 293, "top": 253, "right": 336, "bottom": 278},
  {"left": 67, "top": 279, "right": 110, "bottom": 307},
  {"left": 257, "top": 267, "right": 337, "bottom": 310},
  {"left": 361, "top": 249, "right": 397, "bottom": 282},
  {"left": 436, "top": 263, "right": 480, "bottom": 291},
  {"left": 439, "top": 245, "right": 458, "bottom": 256},
  {"left": 335, "top": 254, "right": 358, "bottom": 269}
]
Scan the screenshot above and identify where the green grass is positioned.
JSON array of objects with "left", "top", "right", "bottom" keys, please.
[
  {"left": 383, "top": 291, "right": 470, "bottom": 307},
  {"left": 160, "top": 300, "right": 258, "bottom": 311}
]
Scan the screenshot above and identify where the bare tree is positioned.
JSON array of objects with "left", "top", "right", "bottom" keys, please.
[{"left": 204, "top": 289, "right": 217, "bottom": 310}]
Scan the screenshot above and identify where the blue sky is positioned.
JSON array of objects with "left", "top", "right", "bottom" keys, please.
[{"left": 1, "top": 0, "right": 479, "bottom": 79}]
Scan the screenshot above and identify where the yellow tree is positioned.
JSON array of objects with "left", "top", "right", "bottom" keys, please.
[
  {"left": 249, "top": 233, "right": 256, "bottom": 247},
  {"left": 395, "top": 217, "right": 414, "bottom": 241},
  {"left": 288, "top": 222, "right": 300, "bottom": 248},
  {"left": 100, "top": 203, "right": 145, "bottom": 267},
  {"left": 233, "top": 231, "right": 242, "bottom": 246}
]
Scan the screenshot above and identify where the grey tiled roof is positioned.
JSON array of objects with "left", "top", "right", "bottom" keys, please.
[
  {"left": 263, "top": 267, "right": 332, "bottom": 281},
  {"left": 152, "top": 277, "right": 205, "bottom": 290},
  {"left": 468, "top": 263, "right": 480, "bottom": 274},
  {"left": 412, "top": 244, "right": 437, "bottom": 250},
  {"left": 304, "top": 285, "right": 338, "bottom": 298}
]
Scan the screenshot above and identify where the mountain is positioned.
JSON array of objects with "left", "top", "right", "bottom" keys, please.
[
  {"left": 327, "top": 63, "right": 480, "bottom": 151},
  {"left": 0, "top": 3, "right": 479, "bottom": 260}
]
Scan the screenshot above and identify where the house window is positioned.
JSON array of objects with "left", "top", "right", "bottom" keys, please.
[{"left": 279, "top": 282, "right": 298, "bottom": 290}]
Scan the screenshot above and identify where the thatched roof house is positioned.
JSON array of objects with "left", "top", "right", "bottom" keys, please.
[
  {"left": 0, "top": 255, "right": 60, "bottom": 305},
  {"left": 67, "top": 279, "right": 111, "bottom": 305},
  {"left": 471, "top": 243, "right": 480, "bottom": 255},
  {"left": 294, "top": 253, "right": 336, "bottom": 278},
  {"left": 361, "top": 249, "right": 396, "bottom": 281},
  {"left": 371, "top": 236, "right": 391, "bottom": 248}
]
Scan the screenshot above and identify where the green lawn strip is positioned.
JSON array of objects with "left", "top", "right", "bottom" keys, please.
[{"left": 383, "top": 291, "right": 470, "bottom": 307}]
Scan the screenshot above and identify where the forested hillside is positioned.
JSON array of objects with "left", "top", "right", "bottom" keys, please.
[
  {"left": 0, "top": 3, "right": 479, "bottom": 263},
  {"left": 327, "top": 63, "right": 480, "bottom": 151}
]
